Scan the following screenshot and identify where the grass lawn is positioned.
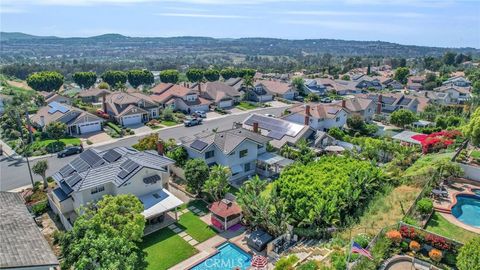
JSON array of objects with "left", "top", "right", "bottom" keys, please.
[
  {"left": 425, "top": 212, "right": 479, "bottom": 244},
  {"left": 34, "top": 138, "right": 81, "bottom": 147},
  {"left": 470, "top": 150, "right": 480, "bottom": 159},
  {"left": 179, "top": 200, "right": 210, "bottom": 213},
  {"left": 141, "top": 228, "right": 197, "bottom": 270},
  {"left": 403, "top": 152, "right": 454, "bottom": 178},
  {"left": 160, "top": 120, "right": 178, "bottom": 126},
  {"left": 177, "top": 212, "right": 217, "bottom": 243},
  {"left": 236, "top": 101, "right": 258, "bottom": 110},
  {"left": 340, "top": 184, "right": 422, "bottom": 239}
]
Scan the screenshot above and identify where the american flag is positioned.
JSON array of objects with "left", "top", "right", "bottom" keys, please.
[{"left": 351, "top": 242, "right": 373, "bottom": 260}]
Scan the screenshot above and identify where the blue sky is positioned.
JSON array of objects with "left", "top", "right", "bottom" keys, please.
[{"left": 1, "top": 0, "right": 479, "bottom": 48}]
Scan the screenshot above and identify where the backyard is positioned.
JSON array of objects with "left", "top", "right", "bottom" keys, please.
[
  {"left": 141, "top": 227, "right": 197, "bottom": 270},
  {"left": 425, "top": 212, "right": 479, "bottom": 244},
  {"left": 177, "top": 211, "right": 217, "bottom": 242}
]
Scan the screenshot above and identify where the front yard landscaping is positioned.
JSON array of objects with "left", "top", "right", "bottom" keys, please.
[
  {"left": 159, "top": 120, "right": 178, "bottom": 126},
  {"left": 29, "top": 137, "right": 81, "bottom": 155},
  {"left": 425, "top": 212, "right": 479, "bottom": 244},
  {"left": 141, "top": 227, "right": 197, "bottom": 270},
  {"left": 236, "top": 101, "right": 259, "bottom": 110},
  {"left": 177, "top": 211, "right": 217, "bottom": 243}
]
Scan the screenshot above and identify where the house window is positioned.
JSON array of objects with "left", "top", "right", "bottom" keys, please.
[
  {"left": 239, "top": 149, "right": 248, "bottom": 158},
  {"left": 336, "top": 117, "right": 340, "bottom": 122},
  {"left": 257, "top": 144, "right": 263, "bottom": 149},
  {"left": 90, "top": 185, "right": 105, "bottom": 195},
  {"left": 205, "top": 150, "right": 215, "bottom": 159},
  {"left": 152, "top": 110, "right": 157, "bottom": 117},
  {"left": 244, "top": 162, "right": 251, "bottom": 172}
]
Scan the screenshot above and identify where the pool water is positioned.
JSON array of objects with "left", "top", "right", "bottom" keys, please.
[
  {"left": 190, "top": 242, "right": 252, "bottom": 270},
  {"left": 473, "top": 189, "right": 480, "bottom": 196},
  {"left": 451, "top": 194, "right": 480, "bottom": 228}
]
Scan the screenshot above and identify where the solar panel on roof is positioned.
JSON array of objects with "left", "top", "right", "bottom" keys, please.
[
  {"left": 59, "top": 164, "right": 75, "bottom": 177},
  {"left": 267, "top": 131, "right": 285, "bottom": 140},
  {"left": 71, "top": 157, "right": 90, "bottom": 172},
  {"left": 48, "top": 101, "right": 69, "bottom": 114},
  {"left": 190, "top": 139, "right": 208, "bottom": 151},
  {"left": 120, "top": 159, "right": 140, "bottom": 173},
  {"left": 117, "top": 169, "right": 129, "bottom": 179},
  {"left": 59, "top": 180, "right": 73, "bottom": 195},
  {"left": 103, "top": 149, "right": 122, "bottom": 163},
  {"left": 65, "top": 173, "right": 82, "bottom": 188},
  {"left": 80, "top": 149, "right": 102, "bottom": 166}
]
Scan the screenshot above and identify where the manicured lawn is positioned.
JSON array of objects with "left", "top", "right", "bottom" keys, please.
[
  {"left": 236, "top": 101, "right": 258, "bottom": 110},
  {"left": 179, "top": 199, "right": 210, "bottom": 214},
  {"left": 34, "top": 138, "right": 81, "bottom": 147},
  {"left": 160, "top": 120, "right": 178, "bottom": 126},
  {"left": 141, "top": 228, "right": 197, "bottom": 270},
  {"left": 177, "top": 212, "right": 217, "bottom": 243},
  {"left": 30, "top": 137, "right": 82, "bottom": 154},
  {"left": 470, "top": 150, "right": 480, "bottom": 159},
  {"left": 425, "top": 212, "right": 479, "bottom": 244}
]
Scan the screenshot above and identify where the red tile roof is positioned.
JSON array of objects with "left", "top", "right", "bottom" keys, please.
[{"left": 208, "top": 200, "right": 242, "bottom": 218}]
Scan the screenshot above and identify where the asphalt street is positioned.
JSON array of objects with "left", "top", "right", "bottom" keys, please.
[{"left": 0, "top": 106, "right": 286, "bottom": 191}]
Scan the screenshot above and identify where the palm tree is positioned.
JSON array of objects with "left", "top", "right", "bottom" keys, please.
[
  {"left": 242, "top": 75, "right": 254, "bottom": 101},
  {"left": 32, "top": 160, "right": 49, "bottom": 189}
]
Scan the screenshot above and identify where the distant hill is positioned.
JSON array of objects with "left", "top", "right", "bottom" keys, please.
[{"left": 1, "top": 31, "right": 479, "bottom": 61}]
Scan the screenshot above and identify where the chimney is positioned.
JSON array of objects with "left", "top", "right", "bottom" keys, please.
[
  {"left": 378, "top": 94, "right": 383, "bottom": 103},
  {"left": 102, "top": 93, "right": 107, "bottom": 113},
  {"left": 40, "top": 116, "right": 45, "bottom": 127},
  {"left": 304, "top": 116, "right": 310, "bottom": 125},
  {"left": 376, "top": 94, "right": 383, "bottom": 114},
  {"left": 424, "top": 91, "right": 428, "bottom": 98},
  {"left": 156, "top": 140, "right": 165, "bottom": 156},
  {"left": 198, "top": 83, "right": 202, "bottom": 94},
  {"left": 305, "top": 105, "right": 311, "bottom": 116},
  {"left": 341, "top": 99, "right": 346, "bottom": 108},
  {"left": 253, "top": 122, "right": 259, "bottom": 133}
]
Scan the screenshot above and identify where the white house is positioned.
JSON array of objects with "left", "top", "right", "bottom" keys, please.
[
  {"left": 442, "top": 76, "right": 471, "bottom": 87},
  {"left": 432, "top": 84, "right": 471, "bottom": 104},
  {"left": 150, "top": 83, "right": 211, "bottom": 114},
  {"left": 253, "top": 80, "right": 297, "bottom": 100},
  {"left": 340, "top": 97, "right": 376, "bottom": 122},
  {"left": 48, "top": 147, "right": 181, "bottom": 229},
  {"left": 181, "top": 128, "right": 272, "bottom": 182},
  {"left": 104, "top": 91, "right": 159, "bottom": 126},
  {"left": 283, "top": 103, "right": 348, "bottom": 131},
  {"left": 31, "top": 102, "right": 105, "bottom": 135}
]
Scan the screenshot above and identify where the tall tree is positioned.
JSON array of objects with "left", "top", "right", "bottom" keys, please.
[
  {"left": 184, "top": 159, "right": 209, "bottom": 195},
  {"left": 220, "top": 68, "right": 238, "bottom": 80},
  {"left": 443, "top": 51, "right": 457, "bottom": 66},
  {"left": 32, "top": 160, "right": 49, "bottom": 189},
  {"left": 26, "top": 71, "right": 64, "bottom": 92},
  {"left": 464, "top": 107, "right": 480, "bottom": 146},
  {"left": 186, "top": 68, "right": 204, "bottom": 93},
  {"left": 457, "top": 237, "right": 480, "bottom": 270},
  {"left": 203, "top": 165, "right": 230, "bottom": 201},
  {"left": 204, "top": 69, "right": 220, "bottom": 81},
  {"left": 159, "top": 69, "right": 179, "bottom": 84},
  {"left": 45, "top": 121, "right": 67, "bottom": 142},
  {"left": 239, "top": 68, "right": 256, "bottom": 78},
  {"left": 59, "top": 194, "right": 146, "bottom": 270},
  {"left": 394, "top": 67, "right": 410, "bottom": 84},
  {"left": 73, "top": 72, "right": 97, "bottom": 89},
  {"left": 291, "top": 77, "right": 305, "bottom": 96},
  {"left": 390, "top": 109, "right": 417, "bottom": 128},
  {"left": 101, "top": 70, "right": 127, "bottom": 88},
  {"left": 237, "top": 176, "right": 269, "bottom": 228},
  {"left": 127, "top": 69, "right": 154, "bottom": 88}
]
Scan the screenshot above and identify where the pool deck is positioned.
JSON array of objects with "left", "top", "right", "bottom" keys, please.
[{"left": 432, "top": 181, "right": 480, "bottom": 234}]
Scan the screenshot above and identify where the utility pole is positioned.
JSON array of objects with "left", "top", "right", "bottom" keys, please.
[{"left": 15, "top": 111, "right": 35, "bottom": 187}]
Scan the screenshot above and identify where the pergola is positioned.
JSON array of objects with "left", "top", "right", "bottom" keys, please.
[{"left": 208, "top": 199, "right": 243, "bottom": 230}]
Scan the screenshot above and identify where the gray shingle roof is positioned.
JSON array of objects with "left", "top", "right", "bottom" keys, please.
[
  {"left": 0, "top": 192, "right": 58, "bottom": 269},
  {"left": 52, "top": 147, "right": 174, "bottom": 193}
]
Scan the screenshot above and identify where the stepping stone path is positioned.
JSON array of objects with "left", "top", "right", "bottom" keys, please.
[{"left": 167, "top": 217, "right": 201, "bottom": 247}]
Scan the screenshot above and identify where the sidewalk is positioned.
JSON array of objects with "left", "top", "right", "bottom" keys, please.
[{"left": 0, "top": 139, "right": 19, "bottom": 158}]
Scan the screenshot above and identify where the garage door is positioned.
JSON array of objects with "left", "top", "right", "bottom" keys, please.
[
  {"left": 218, "top": 100, "right": 233, "bottom": 108},
  {"left": 122, "top": 114, "right": 142, "bottom": 126},
  {"left": 79, "top": 121, "right": 101, "bottom": 134}
]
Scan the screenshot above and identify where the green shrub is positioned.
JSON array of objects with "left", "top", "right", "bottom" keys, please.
[
  {"left": 417, "top": 198, "right": 433, "bottom": 215},
  {"left": 86, "top": 139, "right": 93, "bottom": 145},
  {"left": 403, "top": 216, "right": 420, "bottom": 226},
  {"left": 106, "top": 122, "right": 122, "bottom": 134},
  {"left": 274, "top": 255, "right": 299, "bottom": 270},
  {"left": 354, "top": 234, "right": 370, "bottom": 248},
  {"left": 31, "top": 201, "right": 48, "bottom": 216},
  {"left": 297, "top": 260, "right": 318, "bottom": 270}
]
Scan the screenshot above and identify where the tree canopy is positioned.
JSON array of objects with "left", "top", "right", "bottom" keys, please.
[
  {"left": 203, "top": 165, "right": 230, "bottom": 202},
  {"left": 273, "top": 156, "right": 385, "bottom": 227},
  {"left": 45, "top": 121, "right": 67, "bottom": 141},
  {"left": 26, "top": 71, "right": 64, "bottom": 92},
  {"left": 203, "top": 69, "right": 220, "bottom": 81},
  {"left": 184, "top": 159, "right": 209, "bottom": 194},
  {"left": 393, "top": 67, "right": 410, "bottom": 84},
  {"left": 59, "top": 194, "right": 146, "bottom": 270},
  {"left": 464, "top": 107, "right": 480, "bottom": 146},
  {"left": 127, "top": 69, "right": 154, "bottom": 88},
  {"left": 73, "top": 72, "right": 97, "bottom": 89},
  {"left": 101, "top": 70, "right": 127, "bottom": 88},
  {"left": 220, "top": 68, "right": 238, "bottom": 80},
  {"left": 159, "top": 69, "right": 179, "bottom": 84},
  {"left": 457, "top": 237, "right": 480, "bottom": 270},
  {"left": 32, "top": 160, "right": 49, "bottom": 188},
  {"left": 186, "top": 68, "right": 204, "bottom": 83},
  {"left": 390, "top": 109, "right": 417, "bottom": 128}
]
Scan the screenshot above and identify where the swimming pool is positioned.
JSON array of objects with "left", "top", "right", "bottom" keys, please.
[
  {"left": 190, "top": 242, "right": 252, "bottom": 270},
  {"left": 451, "top": 194, "right": 480, "bottom": 228},
  {"left": 472, "top": 189, "right": 480, "bottom": 196}
]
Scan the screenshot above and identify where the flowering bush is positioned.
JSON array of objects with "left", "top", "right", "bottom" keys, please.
[
  {"left": 429, "top": 248, "right": 443, "bottom": 262},
  {"left": 400, "top": 225, "right": 416, "bottom": 239},
  {"left": 409, "top": 240, "right": 421, "bottom": 252},
  {"left": 425, "top": 234, "right": 451, "bottom": 250},
  {"left": 386, "top": 230, "right": 402, "bottom": 244},
  {"left": 412, "top": 130, "right": 462, "bottom": 154}
]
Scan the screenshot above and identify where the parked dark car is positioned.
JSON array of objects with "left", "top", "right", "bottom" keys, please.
[
  {"left": 183, "top": 117, "right": 202, "bottom": 127},
  {"left": 57, "top": 146, "right": 83, "bottom": 158}
]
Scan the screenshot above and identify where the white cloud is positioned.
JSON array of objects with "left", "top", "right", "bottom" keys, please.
[
  {"left": 155, "top": 12, "right": 248, "bottom": 18},
  {"left": 283, "top": 10, "right": 427, "bottom": 18}
]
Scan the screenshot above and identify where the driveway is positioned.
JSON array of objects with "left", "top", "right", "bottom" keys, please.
[
  {"left": 266, "top": 100, "right": 291, "bottom": 108},
  {"left": 128, "top": 124, "right": 153, "bottom": 135},
  {"left": 78, "top": 131, "right": 112, "bottom": 145},
  {"left": 205, "top": 111, "right": 223, "bottom": 120}
]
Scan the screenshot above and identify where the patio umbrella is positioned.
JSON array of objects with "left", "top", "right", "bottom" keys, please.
[{"left": 251, "top": 255, "right": 268, "bottom": 269}]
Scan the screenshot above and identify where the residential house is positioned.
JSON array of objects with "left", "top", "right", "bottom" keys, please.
[
  {"left": 104, "top": 91, "right": 159, "bottom": 126},
  {"left": 253, "top": 80, "right": 297, "bottom": 100},
  {"left": 180, "top": 128, "right": 271, "bottom": 182},
  {"left": 432, "top": 84, "right": 471, "bottom": 104},
  {"left": 242, "top": 113, "right": 314, "bottom": 149},
  {"left": 192, "top": 82, "right": 241, "bottom": 108},
  {"left": 352, "top": 75, "right": 383, "bottom": 90},
  {"left": 48, "top": 147, "right": 181, "bottom": 229},
  {"left": 246, "top": 82, "right": 274, "bottom": 102},
  {"left": 407, "top": 76, "right": 425, "bottom": 91},
  {"left": 150, "top": 83, "right": 211, "bottom": 113},
  {"left": 442, "top": 76, "right": 471, "bottom": 87},
  {"left": 333, "top": 80, "right": 363, "bottom": 95},
  {"left": 380, "top": 78, "right": 403, "bottom": 90},
  {"left": 225, "top": 77, "right": 244, "bottom": 92},
  {"left": 304, "top": 79, "right": 327, "bottom": 95},
  {"left": 39, "top": 91, "right": 71, "bottom": 104},
  {"left": 283, "top": 103, "right": 348, "bottom": 131},
  {"left": 0, "top": 191, "right": 59, "bottom": 270},
  {"left": 31, "top": 102, "right": 105, "bottom": 134},
  {"left": 77, "top": 88, "right": 112, "bottom": 103},
  {"left": 358, "top": 93, "right": 419, "bottom": 114},
  {"left": 340, "top": 97, "right": 376, "bottom": 121},
  {"left": 313, "top": 131, "right": 337, "bottom": 149}
]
